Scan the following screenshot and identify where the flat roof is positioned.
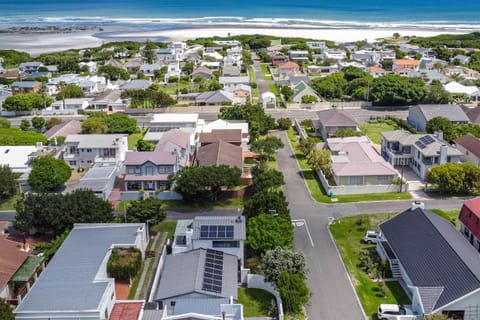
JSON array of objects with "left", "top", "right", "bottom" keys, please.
[
  {"left": 151, "top": 113, "right": 199, "bottom": 124},
  {"left": 0, "top": 146, "right": 38, "bottom": 172}
]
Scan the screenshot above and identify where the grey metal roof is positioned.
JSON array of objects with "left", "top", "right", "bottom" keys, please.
[
  {"left": 173, "top": 298, "right": 229, "bottom": 315},
  {"left": 415, "top": 104, "right": 470, "bottom": 123},
  {"left": 65, "top": 134, "right": 127, "bottom": 148},
  {"left": 142, "top": 309, "right": 164, "bottom": 320},
  {"left": 16, "top": 224, "right": 145, "bottom": 313},
  {"left": 380, "top": 207, "right": 480, "bottom": 312},
  {"left": 121, "top": 79, "right": 152, "bottom": 90},
  {"left": 192, "top": 216, "right": 246, "bottom": 241},
  {"left": 11, "top": 81, "right": 39, "bottom": 88},
  {"left": 316, "top": 109, "right": 358, "bottom": 127},
  {"left": 154, "top": 248, "right": 238, "bottom": 301}
]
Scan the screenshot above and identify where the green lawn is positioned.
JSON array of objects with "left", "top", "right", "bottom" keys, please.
[
  {"left": 329, "top": 213, "right": 411, "bottom": 319},
  {"left": 360, "top": 121, "right": 399, "bottom": 144},
  {"left": 0, "top": 193, "right": 21, "bottom": 210},
  {"left": 238, "top": 288, "right": 276, "bottom": 317},
  {"left": 117, "top": 198, "right": 244, "bottom": 211},
  {"left": 152, "top": 220, "right": 178, "bottom": 239},
  {"left": 158, "top": 86, "right": 178, "bottom": 94},
  {"left": 260, "top": 64, "right": 271, "bottom": 78},
  {"left": 128, "top": 132, "right": 145, "bottom": 150},
  {"left": 267, "top": 83, "right": 280, "bottom": 97},
  {"left": 430, "top": 209, "right": 460, "bottom": 229}
]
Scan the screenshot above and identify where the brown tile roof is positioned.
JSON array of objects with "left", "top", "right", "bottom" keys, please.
[
  {"left": 278, "top": 61, "right": 300, "bottom": 69},
  {"left": 368, "top": 66, "right": 385, "bottom": 72},
  {"left": 395, "top": 59, "right": 420, "bottom": 66},
  {"left": 109, "top": 301, "right": 143, "bottom": 320},
  {"left": 199, "top": 129, "right": 242, "bottom": 145},
  {"left": 0, "top": 235, "right": 30, "bottom": 290},
  {"left": 196, "top": 140, "right": 243, "bottom": 169},
  {"left": 455, "top": 134, "right": 480, "bottom": 158},
  {"left": 461, "top": 105, "right": 480, "bottom": 124},
  {"left": 155, "top": 128, "right": 191, "bottom": 153},
  {"left": 1, "top": 69, "right": 26, "bottom": 79}
]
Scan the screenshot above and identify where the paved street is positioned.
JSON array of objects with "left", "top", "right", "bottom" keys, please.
[{"left": 272, "top": 130, "right": 463, "bottom": 320}]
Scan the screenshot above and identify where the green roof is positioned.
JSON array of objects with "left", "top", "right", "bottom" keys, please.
[{"left": 11, "top": 256, "right": 43, "bottom": 282}]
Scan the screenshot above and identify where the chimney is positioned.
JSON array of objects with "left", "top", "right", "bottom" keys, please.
[
  {"left": 439, "top": 144, "right": 448, "bottom": 164},
  {"left": 411, "top": 201, "right": 425, "bottom": 211},
  {"left": 434, "top": 130, "right": 443, "bottom": 141}
]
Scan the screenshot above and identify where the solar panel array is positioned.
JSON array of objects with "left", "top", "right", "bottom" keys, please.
[
  {"left": 199, "top": 225, "right": 234, "bottom": 239},
  {"left": 202, "top": 249, "right": 224, "bottom": 293},
  {"left": 415, "top": 135, "right": 436, "bottom": 149}
]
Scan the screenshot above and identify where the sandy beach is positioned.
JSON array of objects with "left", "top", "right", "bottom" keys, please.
[{"left": 0, "top": 26, "right": 466, "bottom": 55}]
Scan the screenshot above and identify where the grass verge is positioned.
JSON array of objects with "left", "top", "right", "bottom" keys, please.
[
  {"left": 360, "top": 120, "right": 399, "bottom": 144},
  {"left": 329, "top": 213, "right": 410, "bottom": 319},
  {"left": 430, "top": 209, "right": 460, "bottom": 229},
  {"left": 0, "top": 193, "right": 21, "bottom": 210},
  {"left": 152, "top": 220, "right": 178, "bottom": 240},
  {"left": 238, "top": 287, "right": 277, "bottom": 317},
  {"left": 260, "top": 63, "right": 271, "bottom": 78},
  {"left": 128, "top": 132, "right": 144, "bottom": 150}
]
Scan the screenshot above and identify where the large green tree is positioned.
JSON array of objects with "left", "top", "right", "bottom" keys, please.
[
  {"left": 173, "top": 165, "right": 243, "bottom": 201},
  {"left": 250, "top": 136, "right": 284, "bottom": 160},
  {"left": 370, "top": 74, "right": 428, "bottom": 106},
  {"left": 260, "top": 247, "right": 307, "bottom": 283},
  {"left": 15, "top": 189, "right": 114, "bottom": 235},
  {"left": 243, "top": 190, "right": 290, "bottom": 219},
  {"left": 425, "top": 116, "right": 456, "bottom": 142},
  {"left": 56, "top": 83, "right": 84, "bottom": 100},
  {"left": 106, "top": 113, "right": 138, "bottom": 134},
  {"left": 247, "top": 214, "right": 293, "bottom": 253},
  {"left": 2, "top": 93, "right": 52, "bottom": 111},
  {"left": 306, "top": 149, "right": 332, "bottom": 175},
  {"left": 81, "top": 116, "right": 108, "bottom": 134},
  {"left": 126, "top": 198, "right": 166, "bottom": 224},
  {"left": 0, "top": 165, "right": 17, "bottom": 199},
  {"left": 427, "top": 163, "right": 480, "bottom": 195},
  {"left": 31, "top": 116, "right": 46, "bottom": 130},
  {"left": 309, "top": 72, "right": 348, "bottom": 99},
  {"left": 251, "top": 165, "right": 285, "bottom": 192},
  {"left": 28, "top": 156, "right": 72, "bottom": 192},
  {"left": 98, "top": 65, "right": 130, "bottom": 81}
]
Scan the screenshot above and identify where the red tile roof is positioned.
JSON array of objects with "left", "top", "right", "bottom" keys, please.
[
  {"left": 0, "top": 235, "right": 30, "bottom": 290},
  {"left": 279, "top": 61, "right": 300, "bottom": 69},
  {"left": 459, "top": 197, "right": 480, "bottom": 240},
  {"left": 109, "top": 301, "right": 143, "bottom": 320}
]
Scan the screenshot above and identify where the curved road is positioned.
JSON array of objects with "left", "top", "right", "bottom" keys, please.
[{"left": 272, "top": 131, "right": 463, "bottom": 320}]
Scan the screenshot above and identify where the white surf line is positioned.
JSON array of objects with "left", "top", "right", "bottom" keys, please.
[{"left": 292, "top": 219, "right": 314, "bottom": 247}]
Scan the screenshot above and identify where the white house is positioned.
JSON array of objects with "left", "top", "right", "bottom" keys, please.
[
  {"left": 63, "top": 134, "right": 128, "bottom": 168},
  {"left": 15, "top": 223, "right": 148, "bottom": 320},
  {"left": 172, "top": 216, "right": 246, "bottom": 266},
  {"left": 49, "top": 98, "right": 91, "bottom": 111},
  {"left": 444, "top": 81, "right": 480, "bottom": 102},
  {"left": 261, "top": 91, "right": 277, "bottom": 109}
]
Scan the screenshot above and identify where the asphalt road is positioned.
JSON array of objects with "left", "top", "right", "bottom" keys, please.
[
  {"left": 0, "top": 211, "right": 16, "bottom": 221},
  {"left": 272, "top": 130, "right": 464, "bottom": 320}
]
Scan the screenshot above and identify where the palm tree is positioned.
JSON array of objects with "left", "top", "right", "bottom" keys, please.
[
  {"left": 38, "top": 83, "right": 48, "bottom": 110},
  {"left": 450, "top": 72, "right": 465, "bottom": 83},
  {"left": 57, "top": 81, "right": 67, "bottom": 110}
]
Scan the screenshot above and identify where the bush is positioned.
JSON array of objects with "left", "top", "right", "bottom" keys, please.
[
  {"left": 107, "top": 247, "right": 142, "bottom": 280},
  {"left": 277, "top": 117, "right": 292, "bottom": 130}
]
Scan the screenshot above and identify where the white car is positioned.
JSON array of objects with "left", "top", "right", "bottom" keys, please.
[
  {"left": 363, "top": 230, "right": 381, "bottom": 244},
  {"left": 377, "top": 304, "right": 416, "bottom": 320}
]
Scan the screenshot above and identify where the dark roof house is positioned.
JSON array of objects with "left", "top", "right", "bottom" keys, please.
[
  {"left": 195, "top": 140, "right": 243, "bottom": 169},
  {"left": 314, "top": 109, "right": 359, "bottom": 140},
  {"left": 199, "top": 129, "right": 242, "bottom": 146}
]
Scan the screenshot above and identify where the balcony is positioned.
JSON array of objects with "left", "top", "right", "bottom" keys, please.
[{"left": 94, "top": 155, "right": 117, "bottom": 164}]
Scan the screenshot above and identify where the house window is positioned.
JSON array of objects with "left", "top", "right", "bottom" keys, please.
[
  {"left": 213, "top": 241, "right": 240, "bottom": 248},
  {"left": 127, "top": 167, "right": 135, "bottom": 174},
  {"left": 135, "top": 166, "right": 141, "bottom": 174},
  {"left": 442, "top": 310, "right": 464, "bottom": 320},
  {"left": 86, "top": 148, "right": 92, "bottom": 152}
]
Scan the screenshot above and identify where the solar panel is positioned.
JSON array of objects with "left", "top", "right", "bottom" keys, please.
[
  {"left": 202, "top": 250, "right": 224, "bottom": 294},
  {"left": 199, "top": 225, "right": 235, "bottom": 239},
  {"left": 415, "top": 141, "right": 426, "bottom": 149}
]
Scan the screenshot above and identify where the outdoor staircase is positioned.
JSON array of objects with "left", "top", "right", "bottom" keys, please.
[{"left": 390, "top": 259, "right": 402, "bottom": 278}]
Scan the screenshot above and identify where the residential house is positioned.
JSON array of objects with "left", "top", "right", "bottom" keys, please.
[
  {"left": 287, "top": 75, "right": 310, "bottom": 86},
  {"left": 224, "top": 84, "right": 251, "bottom": 105},
  {"left": 195, "top": 140, "right": 243, "bottom": 170},
  {"left": 123, "top": 58, "right": 142, "bottom": 72},
  {"left": 322, "top": 49, "right": 347, "bottom": 61},
  {"left": 219, "top": 76, "right": 249, "bottom": 88},
  {"left": 89, "top": 89, "right": 127, "bottom": 112},
  {"left": 49, "top": 98, "right": 91, "bottom": 111},
  {"left": 377, "top": 203, "right": 480, "bottom": 319},
  {"left": 213, "top": 40, "right": 240, "bottom": 46},
  {"left": 338, "top": 61, "right": 366, "bottom": 71},
  {"left": 278, "top": 61, "right": 300, "bottom": 78},
  {"left": 313, "top": 109, "right": 358, "bottom": 140},
  {"left": 444, "top": 66, "right": 480, "bottom": 81},
  {"left": 0, "top": 235, "right": 31, "bottom": 299},
  {"left": 121, "top": 79, "right": 152, "bottom": 90},
  {"left": 307, "top": 64, "right": 339, "bottom": 76},
  {"left": 407, "top": 104, "right": 470, "bottom": 132},
  {"left": 271, "top": 54, "right": 288, "bottom": 67},
  {"left": 191, "top": 66, "right": 214, "bottom": 80},
  {"left": 11, "top": 81, "right": 41, "bottom": 95},
  {"left": 0, "top": 145, "right": 47, "bottom": 173},
  {"left": 155, "top": 128, "right": 192, "bottom": 163},
  {"left": 184, "top": 52, "right": 202, "bottom": 64},
  {"left": 44, "top": 119, "right": 83, "bottom": 140},
  {"left": 204, "top": 51, "right": 224, "bottom": 62},
  {"left": 288, "top": 50, "right": 309, "bottom": 61},
  {"left": 172, "top": 216, "right": 246, "bottom": 264},
  {"left": 21, "top": 71, "right": 51, "bottom": 81},
  {"left": 164, "top": 62, "right": 181, "bottom": 82},
  {"left": 267, "top": 45, "right": 284, "bottom": 56},
  {"left": 76, "top": 165, "right": 118, "bottom": 200},
  {"left": 200, "top": 61, "right": 221, "bottom": 69},
  {"left": 123, "top": 151, "right": 178, "bottom": 191},
  {"left": 196, "top": 119, "right": 249, "bottom": 140},
  {"left": 367, "top": 66, "right": 386, "bottom": 78},
  {"left": 153, "top": 248, "right": 238, "bottom": 310},
  {"left": 261, "top": 91, "right": 277, "bottom": 109},
  {"left": 144, "top": 113, "right": 199, "bottom": 143},
  {"left": 290, "top": 81, "right": 321, "bottom": 103},
  {"left": 140, "top": 63, "right": 165, "bottom": 78},
  {"left": 306, "top": 41, "right": 328, "bottom": 51},
  {"left": 451, "top": 54, "right": 471, "bottom": 65},
  {"left": 79, "top": 61, "right": 97, "bottom": 73},
  {"left": 408, "top": 70, "right": 448, "bottom": 84},
  {"left": 443, "top": 81, "right": 480, "bottom": 102},
  {"left": 104, "top": 58, "right": 125, "bottom": 69},
  {"left": 381, "top": 130, "right": 463, "bottom": 179},
  {"left": 18, "top": 62, "right": 44, "bottom": 73},
  {"left": 15, "top": 223, "right": 148, "bottom": 320},
  {"left": 454, "top": 134, "right": 480, "bottom": 166},
  {"left": 63, "top": 134, "right": 128, "bottom": 168},
  {"left": 199, "top": 129, "right": 242, "bottom": 147},
  {"left": 392, "top": 59, "right": 420, "bottom": 75},
  {"left": 461, "top": 105, "right": 480, "bottom": 124},
  {"left": 459, "top": 198, "right": 480, "bottom": 251},
  {"left": 195, "top": 90, "right": 234, "bottom": 106},
  {"left": 223, "top": 65, "right": 241, "bottom": 77},
  {"left": 1, "top": 69, "right": 27, "bottom": 81},
  {"left": 326, "top": 136, "right": 399, "bottom": 186}
]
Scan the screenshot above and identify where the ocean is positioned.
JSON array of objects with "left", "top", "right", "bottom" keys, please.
[{"left": 1, "top": 0, "right": 480, "bottom": 32}]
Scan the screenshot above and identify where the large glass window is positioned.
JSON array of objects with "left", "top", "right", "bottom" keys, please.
[{"left": 213, "top": 241, "right": 240, "bottom": 248}]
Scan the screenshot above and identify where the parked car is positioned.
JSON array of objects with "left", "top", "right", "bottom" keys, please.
[
  {"left": 363, "top": 230, "right": 381, "bottom": 244},
  {"left": 377, "top": 304, "right": 415, "bottom": 320}
]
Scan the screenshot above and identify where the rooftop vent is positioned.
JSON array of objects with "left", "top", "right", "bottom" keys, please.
[{"left": 411, "top": 201, "right": 425, "bottom": 211}]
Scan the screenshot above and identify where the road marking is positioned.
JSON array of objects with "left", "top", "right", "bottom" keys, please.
[{"left": 292, "top": 219, "right": 314, "bottom": 247}]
